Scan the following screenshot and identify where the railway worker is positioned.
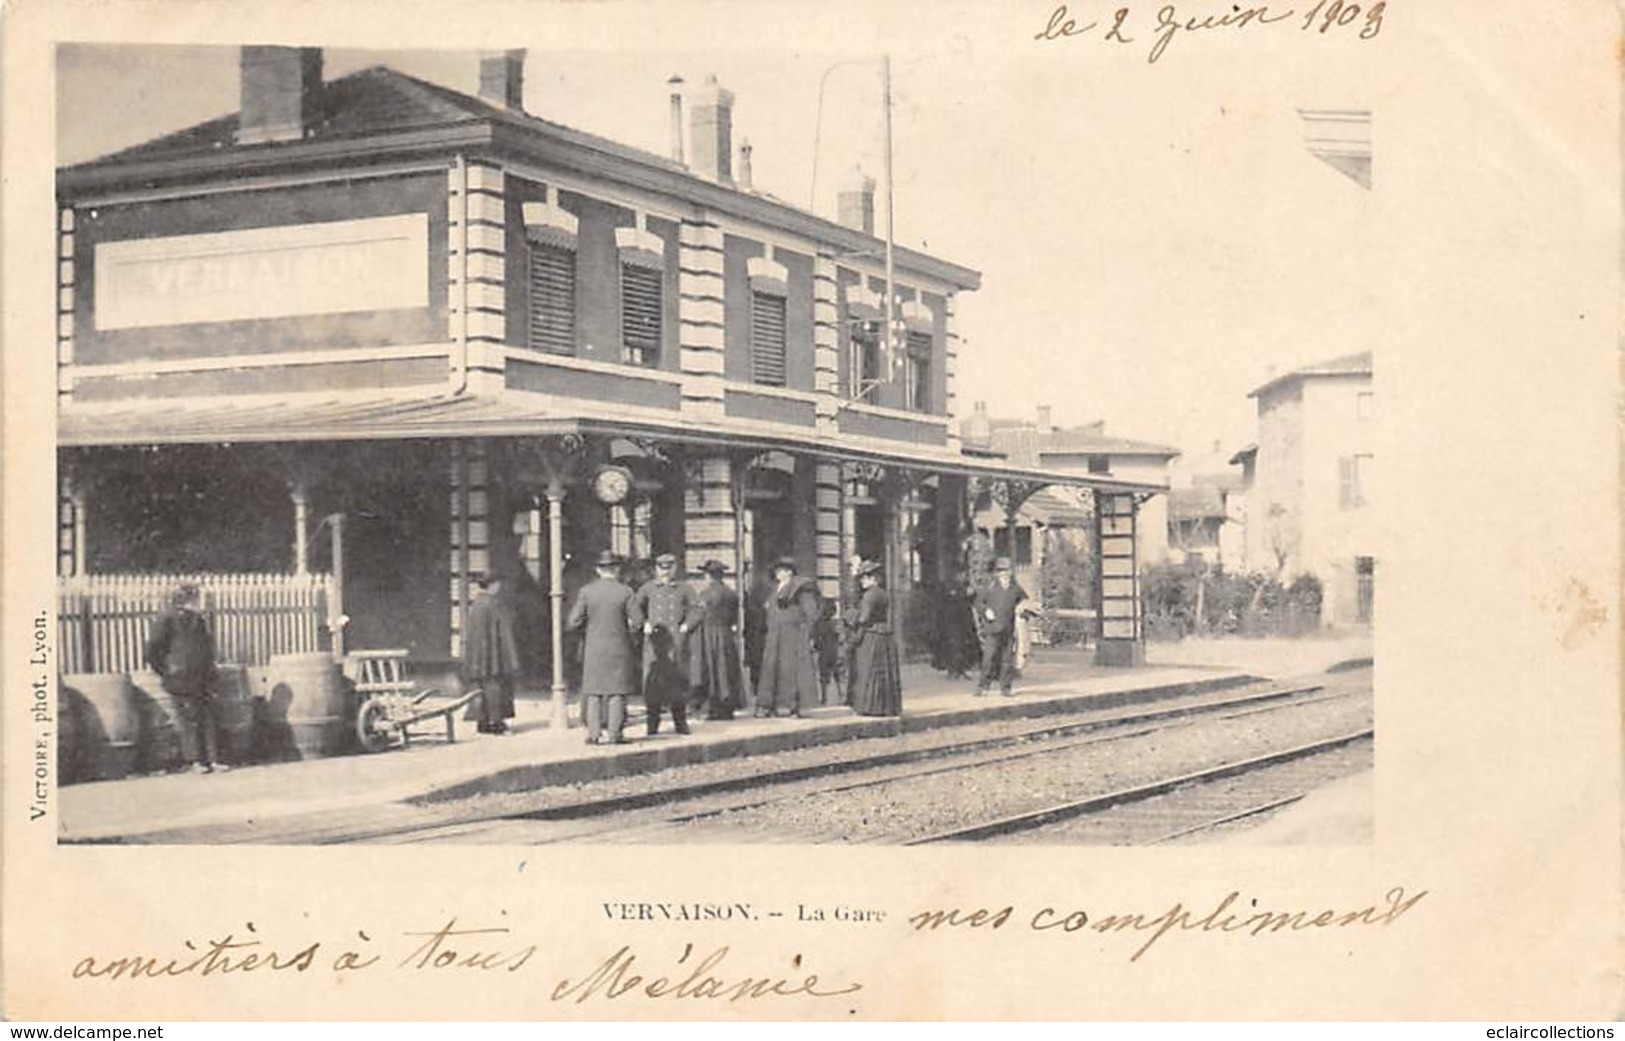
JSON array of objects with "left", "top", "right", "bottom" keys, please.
[
  {"left": 973, "top": 557, "right": 1028, "bottom": 697},
  {"left": 143, "top": 582, "right": 225, "bottom": 774},
  {"left": 847, "top": 560, "right": 902, "bottom": 717},
  {"left": 687, "top": 559, "right": 744, "bottom": 720},
  {"left": 461, "top": 572, "right": 520, "bottom": 735},
  {"left": 629, "top": 552, "right": 697, "bottom": 736},
  {"left": 566, "top": 550, "right": 638, "bottom": 745},
  {"left": 754, "top": 557, "right": 822, "bottom": 718}
]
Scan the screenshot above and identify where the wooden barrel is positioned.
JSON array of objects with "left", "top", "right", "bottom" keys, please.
[
  {"left": 130, "top": 669, "right": 183, "bottom": 774},
  {"left": 57, "top": 681, "right": 88, "bottom": 785},
  {"left": 60, "top": 673, "right": 139, "bottom": 782},
  {"left": 259, "top": 653, "right": 351, "bottom": 759},
  {"left": 213, "top": 664, "right": 257, "bottom": 765}
]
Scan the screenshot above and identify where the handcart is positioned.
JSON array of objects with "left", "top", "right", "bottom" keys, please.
[{"left": 347, "top": 649, "right": 482, "bottom": 753}]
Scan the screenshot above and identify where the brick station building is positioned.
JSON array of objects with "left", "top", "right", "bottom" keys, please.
[{"left": 55, "top": 47, "right": 1165, "bottom": 698}]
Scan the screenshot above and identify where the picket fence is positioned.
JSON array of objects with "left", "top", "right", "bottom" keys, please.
[{"left": 57, "top": 572, "right": 334, "bottom": 674}]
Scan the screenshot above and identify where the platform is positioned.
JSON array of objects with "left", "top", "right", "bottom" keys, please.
[{"left": 56, "top": 636, "right": 1371, "bottom": 844}]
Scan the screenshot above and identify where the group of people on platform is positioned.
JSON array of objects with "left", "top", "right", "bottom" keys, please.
[
  {"left": 460, "top": 550, "right": 932, "bottom": 746},
  {"left": 137, "top": 550, "right": 1035, "bottom": 772}
]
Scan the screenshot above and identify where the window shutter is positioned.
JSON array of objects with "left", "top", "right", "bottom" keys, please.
[
  {"left": 750, "top": 291, "right": 788, "bottom": 387},
  {"left": 527, "top": 244, "right": 576, "bottom": 355},
  {"left": 1338, "top": 456, "right": 1354, "bottom": 507},
  {"left": 621, "top": 263, "right": 662, "bottom": 367},
  {"left": 907, "top": 329, "right": 932, "bottom": 412}
]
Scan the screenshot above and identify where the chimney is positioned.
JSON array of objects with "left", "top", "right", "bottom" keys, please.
[
  {"left": 739, "top": 139, "right": 754, "bottom": 191},
  {"left": 478, "top": 50, "right": 525, "bottom": 110},
  {"left": 237, "top": 47, "right": 324, "bottom": 145},
  {"left": 965, "top": 400, "right": 991, "bottom": 445},
  {"left": 667, "top": 75, "right": 686, "bottom": 164},
  {"left": 837, "top": 167, "right": 876, "bottom": 234},
  {"left": 689, "top": 74, "right": 734, "bottom": 183}
]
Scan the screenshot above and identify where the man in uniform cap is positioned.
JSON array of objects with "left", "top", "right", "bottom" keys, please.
[
  {"left": 972, "top": 557, "right": 1028, "bottom": 697},
  {"left": 566, "top": 550, "right": 637, "bottom": 744},
  {"left": 629, "top": 552, "right": 698, "bottom": 735}
]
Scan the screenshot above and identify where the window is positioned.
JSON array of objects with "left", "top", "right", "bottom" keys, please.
[
  {"left": 1356, "top": 556, "right": 1375, "bottom": 623},
  {"left": 526, "top": 243, "right": 576, "bottom": 355},
  {"left": 609, "top": 499, "right": 652, "bottom": 560},
  {"left": 1087, "top": 455, "right": 1111, "bottom": 475},
  {"left": 620, "top": 262, "right": 662, "bottom": 368},
  {"left": 750, "top": 290, "right": 788, "bottom": 387},
  {"left": 905, "top": 330, "right": 932, "bottom": 412},
  {"left": 849, "top": 318, "right": 882, "bottom": 402},
  {"left": 1339, "top": 454, "right": 1372, "bottom": 507}
]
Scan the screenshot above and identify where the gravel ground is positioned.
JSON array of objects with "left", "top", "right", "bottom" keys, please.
[
  {"left": 438, "top": 678, "right": 1309, "bottom": 821},
  {"left": 374, "top": 669, "right": 1373, "bottom": 846},
  {"left": 651, "top": 690, "right": 1372, "bottom": 844},
  {"left": 1005, "top": 740, "right": 1374, "bottom": 845}
]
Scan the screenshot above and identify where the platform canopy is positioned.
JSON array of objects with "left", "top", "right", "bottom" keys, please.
[{"left": 58, "top": 388, "right": 1168, "bottom": 496}]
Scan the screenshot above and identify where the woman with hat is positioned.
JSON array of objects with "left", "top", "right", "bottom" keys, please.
[
  {"left": 686, "top": 559, "right": 745, "bottom": 720},
  {"left": 755, "top": 556, "right": 822, "bottom": 718},
  {"left": 847, "top": 560, "right": 902, "bottom": 717}
]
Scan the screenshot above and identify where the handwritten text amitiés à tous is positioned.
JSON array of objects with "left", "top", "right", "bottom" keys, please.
[{"left": 67, "top": 918, "right": 862, "bottom": 1006}]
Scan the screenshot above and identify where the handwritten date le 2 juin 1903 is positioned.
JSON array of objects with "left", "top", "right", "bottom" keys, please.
[{"left": 1035, "top": 1, "right": 1385, "bottom": 64}]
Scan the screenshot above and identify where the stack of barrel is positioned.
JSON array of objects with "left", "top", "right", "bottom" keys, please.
[{"left": 58, "top": 653, "right": 356, "bottom": 784}]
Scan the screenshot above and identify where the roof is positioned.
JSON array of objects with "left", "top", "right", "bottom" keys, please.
[
  {"left": 1168, "top": 485, "right": 1228, "bottom": 521},
  {"left": 1249, "top": 351, "right": 1373, "bottom": 398},
  {"left": 60, "top": 64, "right": 980, "bottom": 292},
  {"left": 1020, "top": 488, "right": 1093, "bottom": 527},
  {"left": 985, "top": 424, "right": 1180, "bottom": 467},
  {"left": 57, "top": 388, "right": 1170, "bottom": 495}
]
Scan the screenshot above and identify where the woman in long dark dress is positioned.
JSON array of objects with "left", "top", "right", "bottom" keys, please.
[
  {"left": 755, "top": 557, "right": 822, "bottom": 718},
  {"left": 687, "top": 559, "right": 744, "bottom": 720},
  {"left": 848, "top": 560, "right": 902, "bottom": 717}
]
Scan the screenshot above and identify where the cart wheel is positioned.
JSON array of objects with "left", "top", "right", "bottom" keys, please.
[{"left": 355, "top": 697, "right": 392, "bottom": 754}]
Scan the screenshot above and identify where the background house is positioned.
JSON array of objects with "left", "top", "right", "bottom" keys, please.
[{"left": 1239, "top": 350, "right": 1375, "bottom": 627}]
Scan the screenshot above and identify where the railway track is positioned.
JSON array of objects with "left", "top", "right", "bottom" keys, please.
[
  {"left": 349, "top": 673, "right": 1370, "bottom": 846},
  {"left": 907, "top": 730, "right": 1373, "bottom": 845}
]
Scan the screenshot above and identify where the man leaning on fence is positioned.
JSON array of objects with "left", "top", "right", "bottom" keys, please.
[{"left": 144, "top": 583, "right": 226, "bottom": 774}]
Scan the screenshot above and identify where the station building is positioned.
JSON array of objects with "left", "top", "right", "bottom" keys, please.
[{"left": 55, "top": 47, "right": 1167, "bottom": 692}]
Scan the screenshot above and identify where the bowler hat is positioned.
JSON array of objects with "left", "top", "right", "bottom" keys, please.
[
  {"left": 772, "top": 556, "right": 799, "bottom": 574},
  {"left": 859, "top": 559, "right": 883, "bottom": 577},
  {"left": 593, "top": 550, "right": 620, "bottom": 568},
  {"left": 701, "top": 559, "right": 727, "bottom": 577},
  {"left": 993, "top": 557, "right": 1013, "bottom": 571},
  {"left": 655, "top": 552, "right": 677, "bottom": 567}
]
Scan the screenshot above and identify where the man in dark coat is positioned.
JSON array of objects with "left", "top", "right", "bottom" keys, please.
[
  {"left": 687, "top": 559, "right": 743, "bottom": 720},
  {"left": 566, "top": 550, "right": 638, "bottom": 745},
  {"left": 462, "top": 573, "right": 521, "bottom": 734},
  {"left": 143, "top": 583, "right": 224, "bottom": 773},
  {"left": 755, "top": 557, "right": 822, "bottom": 718},
  {"left": 741, "top": 561, "right": 766, "bottom": 699},
  {"left": 973, "top": 557, "right": 1028, "bottom": 697},
  {"left": 629, "top": 552, "right": 697, "bottom": 736}
]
